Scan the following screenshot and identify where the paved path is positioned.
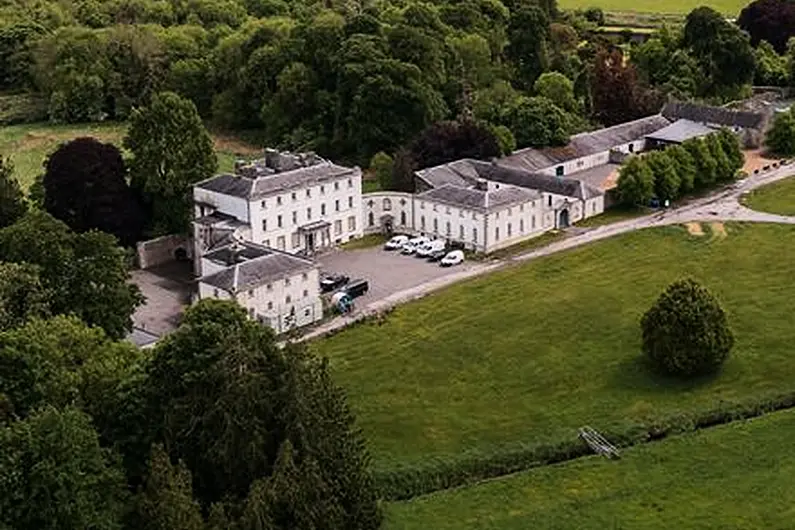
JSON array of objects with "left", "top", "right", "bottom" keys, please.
[{"left": 298, "top": 164, "right": 795, "bottom": 343}]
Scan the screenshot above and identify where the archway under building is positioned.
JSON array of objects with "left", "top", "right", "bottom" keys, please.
[{"left": 559, "top": 209, "right": 570, "bottom": 229}]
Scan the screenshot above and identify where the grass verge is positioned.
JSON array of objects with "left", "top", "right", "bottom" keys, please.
[
  {"left": 574, "top": 207, "right": 650, "bottom": 228},
  {"left": 740, "top": 174, "right": 795, "bottom": 216},
  {"left": 476, "top": 230, "right": 567, "bottom": 260},
  {"left": 341, "top": 234, "right": 389, "bottom": 250},
  {"left": 386, "top": 407, "right": 795, "bottom": 529}
]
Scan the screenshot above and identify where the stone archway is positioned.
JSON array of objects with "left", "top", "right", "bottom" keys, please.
[
  {"left": 559, "top": 209, "right": 570, "bottom": 228},
  {"left": 380, "top": 214, "right": 394, "bottom": 235}
]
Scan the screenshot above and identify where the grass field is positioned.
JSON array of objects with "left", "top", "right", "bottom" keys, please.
[
  {"left": 741, "top": 175, "right": 795, "bottom": 216},
  {"left": 558, "top": 0, "right": 745, "bottom": 15},
  {"left": 0, "top": 122, "right": 262, "bottom": 189},
  {"left": 313, "top": 223, "right": 795, "bottom": 469},
  {"left": 387, "top": 407, "right": 795, "bottom": 529},
  {"left": 574, "top": 206, "right": 650, "bottom": 228}
]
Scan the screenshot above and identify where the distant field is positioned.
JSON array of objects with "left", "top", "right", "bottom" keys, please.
[
  {"left": 0, "top": 122, "right": 262, "bottom": 190},
  {"left": 314, "top": 223, "right": 795, "bottom": 469},
  {"left": 559, "top": 0, "right": 745, "bottom": 15},
  {"left": 741, "top": 175, "right": 795, "bottom": 216},
  {"left": 387, "top": 408, "right": 795, "bottom": 529}
]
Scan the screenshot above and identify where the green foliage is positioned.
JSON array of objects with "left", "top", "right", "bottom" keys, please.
[
  {"left": 0, "top": 406, "right": 128, "bottom": 530},
  {"left": 506, "top": 5, "right": 549, "bottom": 88},
  {"left": 766, "top": 107, "right": 795, "bottom": 156},
  {"left": 683, "top": 137, "right": 718, "bottom": 188},
  {"left": 616, "top": 156, "right": 654, "bottom": 206},
  {"left": 489, "top": 123, "right": 517, "bottom": 155},
  {"left": 125, "top": 91, "right": 217, "bottom": 235},
  {"left": 0, "top": 156, "right": 27, "bottom": 229},
  {"left": 0, "top": 261, "right": 50, "bottom": 333},
  {"left": 533, "top": 72, "right": 577, "bottom": 112},
  {"left": 665, "top": 144, "right": 697, "bottom": 195},
  {"left": 0, "top": 211, "right": 144, "bottom": 339},
  {"left": 645, "top": 150, "right": 680, "bottom": 202},
  {"left": 754, "top": 40, "right": 789, "bottom": 86},
  {"left": 717, "top": 128, "right": 744, "bottom": 175},
  {"left": 505, "top": 96, "right": 569, "bottom": 147},
  {"left": 370, "top": 151, "right": 394, "bottom": 191},
  {"left": 641, "top": 278, "right": 734, "bottom": 377}
]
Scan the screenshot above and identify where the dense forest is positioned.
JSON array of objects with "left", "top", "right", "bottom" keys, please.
[{"left": 2, "top": 0, "right": 793, "bottom": 168}]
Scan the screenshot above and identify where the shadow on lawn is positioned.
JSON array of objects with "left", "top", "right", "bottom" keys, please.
[{"left": 610, "top": 354, "right": 724, "bottom": 394}]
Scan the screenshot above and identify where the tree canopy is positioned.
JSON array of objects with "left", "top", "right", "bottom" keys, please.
[{"left": 0, "top": 156, "right": 27, "bottom": 229}]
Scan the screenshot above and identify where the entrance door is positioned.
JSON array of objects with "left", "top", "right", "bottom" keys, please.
[
  {"left": 559, "top": 209, "right": 570, "bottom": 228},
  {"left": 305, "top": 232, "right": 315, "bottom": 253}
]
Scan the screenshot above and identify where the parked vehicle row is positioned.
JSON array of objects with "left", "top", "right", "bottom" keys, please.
[
  {"left": 384, "top": 234, "right": 465, "bottom": 267},
  {"left": 319, "top": 273, "right": 369, "bottom": 298}
]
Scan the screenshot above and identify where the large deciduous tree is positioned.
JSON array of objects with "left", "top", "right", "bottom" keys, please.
[
  {"left": 409, "top": 119, "right": 502, "bottom": 170},
  {"left": 43, "top": 137, "right": 145, "bottom": 246},
  {"left": 533, "top": 72, "right": 577, "bottom": 112},
  {"left": 666, "top": 144, "right": 698, "bottom": 195},
  {"left": 0, "top": 156, "right": 27, "bottom": 229},
  {"left": 505, "top": 96, "right": 570, "bottom": 148},
  {"left": 590, "top": 47, "right": 661, "bottom": 127},
  {"left": 0, "top": 261, "right": 50, "bottom": 333},
  {"left": 124, "top": 91, "right": 217, "bottom": 235},
  {"left": 0, "top": 406, "right": 128, "bottom": 530},
  {"left": 766, "top": 107, "right": 795, "bottom": 155},
  {"left": 738, "top": 0, "right": 795, "bottom": 54},
  {"left": 641, "top": 278, "right": 734, "bottom": 377},
  {"left": 0, "top": 211, "right": 144, "bottom": 339},
  {"left": 683, "top": 137, "right": 719, "bottom": 188},
  {"left": 616, "top": 156, "right": 655, "bottom": 206},
  {"left": 645, "top": 150, "right": 681, "bottom": 202},
  {"left": 506, "top": 5, "right": 550, "bottom": 89}
]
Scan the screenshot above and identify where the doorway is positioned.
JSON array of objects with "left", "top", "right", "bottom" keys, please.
[
  {"left": 305, "top": 232, "right": 315, "bottom": 253},
  {"left": 559, "top": 209, "right": 570, "bottom": 228}
]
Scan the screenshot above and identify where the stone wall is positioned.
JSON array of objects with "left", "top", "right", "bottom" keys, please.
[{"left": 136, "top": 234, "right": 193, "bottom": 270}]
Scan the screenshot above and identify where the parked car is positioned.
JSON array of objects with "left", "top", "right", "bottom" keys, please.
[
  {"left": 320, "top": 273, "right": 349, "bottom": 292},
  {"left": 384, "top": 234, "right": 409, "bottom": 250},
  {"left": 416, "top": 239, "right": 446, "bottom": 258},
  {"left": 401, "top": 236, "right": 429, "bottom": 255},
  {"left": 427, "top": 248, "right": 447, "bottom": 262},
  {"left": 440, "top": 250, "right": 465, "bottom": 267},
  {"left": 343, "top": 278, "right": 369, "bottom": 299}
]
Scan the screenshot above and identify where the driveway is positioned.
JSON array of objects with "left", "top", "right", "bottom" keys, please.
[
  {"left": 130, "top": 261, "right": 194, "bottom": 337},
  {"left": 317, "top": 246, "right": 483, "bottom": 309}
]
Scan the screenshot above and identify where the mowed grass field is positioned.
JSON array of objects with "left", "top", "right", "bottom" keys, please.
[
  {"left": 313, "top": 223, "right": 795, "bottom": 469},
  {"left": 742, "top": 175, "right": 795, "bottom": 216},
  {"left": 558, "top": 0, "right": 745, "bottom": 15},
  {"left": 0, "top": 122, "right": 262, "bottom": 190},
  {"left": 387, "top": 407, "right": 795, "bottom": 529}
]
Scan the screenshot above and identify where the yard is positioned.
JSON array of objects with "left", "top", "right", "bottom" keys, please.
[
  {"left": 313, "top": 223, "right": 795, "bottom": 470},
  {"left": 741, "top": 174, "right": 795, "bottom": 216},
  {"left": 558, "top": 0, "right": 745, "bottom": 15},
  {"left": 387, "top": 407, "right": 795, "bottom": 529},
  {"left": 0, "top": 121, "right": 262, "bottom": 190}
]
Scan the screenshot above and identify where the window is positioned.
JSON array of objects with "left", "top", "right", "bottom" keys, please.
[
  {"left": 433, "top": 218, "right": 438, "bottom": 232},
  {"left": 291, "top": 192, "right": 297, "bottom": 201},
  {"left": 291, "top": 233, "right": 301, "bottom": 248},
  {"left": 421, "top": 216, "right": 426, "bottom": 229},
  {"left": 472, "top": 227, "right": 478, "bottom": 242},
  {"left": 302, "top": 272, "right": 308, "bottom": 281},
  {"left": 520, "top": 219, "right": 524, "bottom": 232},
  {"left": 267, "top": 301, "right": 273, "bottom": 310},
  {"left": 303, "top": 289, "right": 308, "bottom": 297},
  {"left": 433, "top": 204, "right": 437, "bottom": 212},
  {"left": 347, "top": 216, "right": 356, "bottom": 231},
  {"left": 267, "top": 283, "right": 272, "bottom": 291},
  {"left": 320, "top": 185, "right": 325, "bottom": 194},
  {"left": 459, "top": 225, "right": 464, "bottom": 239},
  {"left": 383, "top": 198, "right": 392, "bottom": 211},
  {"left": 548, "top": 196, "right": 552, "bottom": 207},
  {"left": 446, "top": 206, "right": 451, "bottom": 214},
  {"left": 459, "top": 209, "right": 464, "bottom": 218},
  {"left": 335, "top": 199, "right": 340, "bottom": 211},
  {"left": 286, "top": 295, "right": 291, "bottom": 304},
  {"left": 347, "top": 178, "right": 352, "bottom": 188},
  {"left": 334, "top": 181, "right": 340, "bottom": 191},
  {"left": 306, "top": 189, "right": 311, "bottom": 198},
  {"left": 446, "top": 221, "right": 451, "bottom": 236},
  {"left": 495, "top": 226, "right": 500, "bottom": 241},
  {"left": 213, "top": 288, "right": 219, "bottom": 297},
  {"left": 555, "top": 165, "right": 564, "bottom": 177},
  {"left": 304, "top": 308, "right": 311, "bottom": 317},
  {"left": 248, "top": 289, "right": 254, "bottom": 297},
  {"left": 401, "top": 211, "right": 407, "bottom": 225},
  {"left": 420, "top": 202, "right": 425, "bottom": 210},
  {"left": 285, "top": 277, "right": 291, "bottom": 286},
  {"left": 532, "top": 215, "right": 536, "bottom": 229},
  {"left": 507, "top": 223, "right": 512, "bottom": 237},
  {"left": 348, "top": 196, "right": 353, "bottom": 208},
  {"left": 261, "top": 219, "right": 267, "bottom": 231},
  {"left": 628, "top": 143, "right": 635, "bottom": 153},
  {"left": 249, "top": 307, "right": 255, "bottom": 317},
  {"left": 508, "top": 208, "right": 512, "bottom": 216},
  {"left": 277, "top": 215, "right": 283, "bottom": 228},
  {"left": 261, "top": 200, "right": 266, "bottom": 208},
  {"left": 264, "top": 239, "right": 270, "bottom": 247},
  {"left": 277, "top": 236, "right": 285, "bottom": 250},
  {"left": 334, "top": 220, "right": 342, "bottom": 235},
  {"left": 306, "top": 207, "right": 312, "bottom": 220},
  {"left": 277, "top": 196, "right": 282, "bottom": 206},
  {"left": 368, "top": 212, "right": 374, "bottom": 226},
  {"left": 292, "top": 211, "right": 297, "bottom": 224},
  {"left": 321, "top": 203, "right": 326, "bottom": 215}
]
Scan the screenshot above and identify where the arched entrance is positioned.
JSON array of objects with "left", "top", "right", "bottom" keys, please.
[
  {"left": 559, "top": 209, "right": 570, "bottom": 228},
  {"left": 380, "top": 214, "right": 394, "bottom": 235}
]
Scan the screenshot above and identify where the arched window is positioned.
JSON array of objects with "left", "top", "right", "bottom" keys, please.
[
  {"left": 383, "top": 198, "right": 392, "bottom": 211},
  {"left": 368, "top": 211, "right": 374, "bottom": 226},
  {"left": 400, "top": 211, "right": 407, "bottom": 225}
]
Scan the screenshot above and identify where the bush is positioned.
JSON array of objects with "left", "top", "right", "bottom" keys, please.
[{"left": 641, "top": 278, "right": 734, "bottom": 377}]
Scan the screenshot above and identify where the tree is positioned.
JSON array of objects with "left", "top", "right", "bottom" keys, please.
[
  {"left": 43, "top": 137, "right": 145, "bottom": 246},
  {"left": 645, "top": 150, "right": 681, "bottom": 202},
  {"left": 391, "top": 148, "right": 416, "bottom": 193},
  {"left": 131, "top": 444, "right": 205, "bottom": 530},
  {"left": 705, "top": 133, "right": 734, "bottom": 181},
  {"left": 0, "top": 211, "right": 144, "bottom": 339},
  {"left": 506, "top": 5, "right": 549, "bottom": 88},
  {"left": 617, "top": 156, "right": 655, "bottom": 206},
  {"left": 754, "top": 40, "right": 789, "bottom": 86},
  {"left": 765, "top": 107, "right": 795, "bottom": 155},
  {"left": 504, "top": 96, "right": 570, "bottom": 148},
  {"left": 0, "top": 156, "right": 27, "bottom": 229},
  {"left": 738, "top": 0, "right": 795, "bottom": 54},
  {"left": 666, "top": 144, "right": 698, "bottom": 195},
  {"left": 0, "top": 406, "right": 128, "bottom": 530},
  {"left": 0, "top": 315, "right": 141, "bottom": 420},
  {"left": 716, "top": 128, "right": 744, "bottom": 176},
  {"left": 641, "top": 278, "right": 734, "bottom": 376},
  {"left": 140, "top": 300, "right": 382, "bottom": 528},
  {"left": 370, "top": 151, "right": 393, "bottom": 191},
  {"left": 590, "top": 47, "right": 660, "bottom": 127},
  {"left": 409, "top": 119, "right": 502, "bottom": 170},
  {"left": 124, "top": 91, "right": 217, "bottom": 235},
  {"left": 0, "top": 261, "right": 50, "bottom": 333},
  {"left": 683, "top": 138, "right": 719, "bottom": 188},
  {"left": 533, "top": 72, "right": 577, "bottom": 112}
]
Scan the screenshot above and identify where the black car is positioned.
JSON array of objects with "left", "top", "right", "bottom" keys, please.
[
  {"left": 427, "top": 249, "right": 447, "bottom": 262},
  {"left": 343, "top": 279, "right": 369, "bottom": 299},
  {"left": 320, "top": 273, "right": 349, "bottom": 293}
]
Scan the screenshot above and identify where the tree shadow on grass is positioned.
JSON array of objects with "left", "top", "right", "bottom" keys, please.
[{"left": 610, "top": 354, "right": 724, "bottom": 395}]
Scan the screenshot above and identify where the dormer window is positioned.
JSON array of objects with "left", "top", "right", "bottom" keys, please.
[
  {"left": 291, "top": 192, "right": 297, "bottom": 201},
  {"left": 306, "top": 189, "right": 311, "bottom": 198},
  {"left": 277, "top": 196, "right": 282, "bottom": 206}
]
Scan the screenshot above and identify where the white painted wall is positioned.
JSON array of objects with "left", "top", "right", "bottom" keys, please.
[
  {"left": 362, "top": 192, "right": 414, "bottom": 234},
  {"left": 194, "top": 188, "right": 250, "bottom": 222},
  {"left": 537, "top": 139, "right": 646, "bottom": 177}
]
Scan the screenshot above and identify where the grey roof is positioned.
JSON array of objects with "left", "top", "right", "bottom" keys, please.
[
  {"left": 415, "top": 159, "right": 482, "bottom": 189},
  {"left": 126, "top": 328, "right": 159, "bottom": 348},
  {"left": 497, "top": 115, "right": 671, "bottom": 172},
  {"left": 661, "top": 101, "right": 766, "bottom": 130},
  {"left": 471, "top": 161, "right": 604, "bottom": 200},
  {"left": 196, "top": 162, "right": 355, "bottom": 200},
  {"left": 645, "top": 119, "right": 716, "bottom": 143},
  {"left": 194, "top": 211, "right": 248, "bottom": 227},
  {"left": 417, "top": 183, "right": 538, "bottom": 212},
  {"left": 200, "top": 243, "right": 315, "bottom": 293}
]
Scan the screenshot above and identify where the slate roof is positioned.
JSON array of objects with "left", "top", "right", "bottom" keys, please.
[
  {"left": 417, "top": 183, "right": 538, "bottom": 212},
  {"left": 196, "top": 162, "right": 355, "bottom": 200},
  {"left": 199, "top": 242, "right": 315, "bottom": 293},
  {"left": 645, "top": 119, "right": 716, "bottom": 143},
  {"left": 415, "top": 159, "right": 482, "bottom": 189},
  {"left": 497, "top": 114, "right": 671, "bottom": 173},
  {"left": 661, "top": 101, "right": 766, "bottom": 130},
  {"left": 466, "top": 160, "right": 604, "bottom": 200}
]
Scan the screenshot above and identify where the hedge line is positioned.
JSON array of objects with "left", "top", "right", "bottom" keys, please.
[{"left": 373, "top": 389, "right": 795, "bottom": 501}]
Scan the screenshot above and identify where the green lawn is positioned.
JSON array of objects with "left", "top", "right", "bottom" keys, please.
[
  {"left": 0, "top": 121, "right": 262, "bottom": 189},
  {"left": 387, "top": 407, "right": 795, "bottom": 529},
  {"left": 741, "top": 175, "right": 795, "bottom": 216},
  {"left": 559, "top": 0, "right": 744, "bottom": 15},
  {"left": 575, "top": 206, "right": 650, "bottom": 228},
  {"left": 313, "top": 223, "right": 795, "bottom": 469}
]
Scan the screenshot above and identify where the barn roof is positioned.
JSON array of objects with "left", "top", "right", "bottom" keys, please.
[{"left": 661, "top": 101, "right": 766, "bottom": 130}]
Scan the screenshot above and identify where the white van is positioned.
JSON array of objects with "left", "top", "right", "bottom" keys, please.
[
  {"left": 416, "top": 240, "right": 446, "bottom": 257},
  {"left": 401, "top": 236, "right": 429, "bottom": 255}
]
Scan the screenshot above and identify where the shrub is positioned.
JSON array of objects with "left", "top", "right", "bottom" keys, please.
[{"left": 641, "top": 278, "right": 734, "bottom": 377}]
